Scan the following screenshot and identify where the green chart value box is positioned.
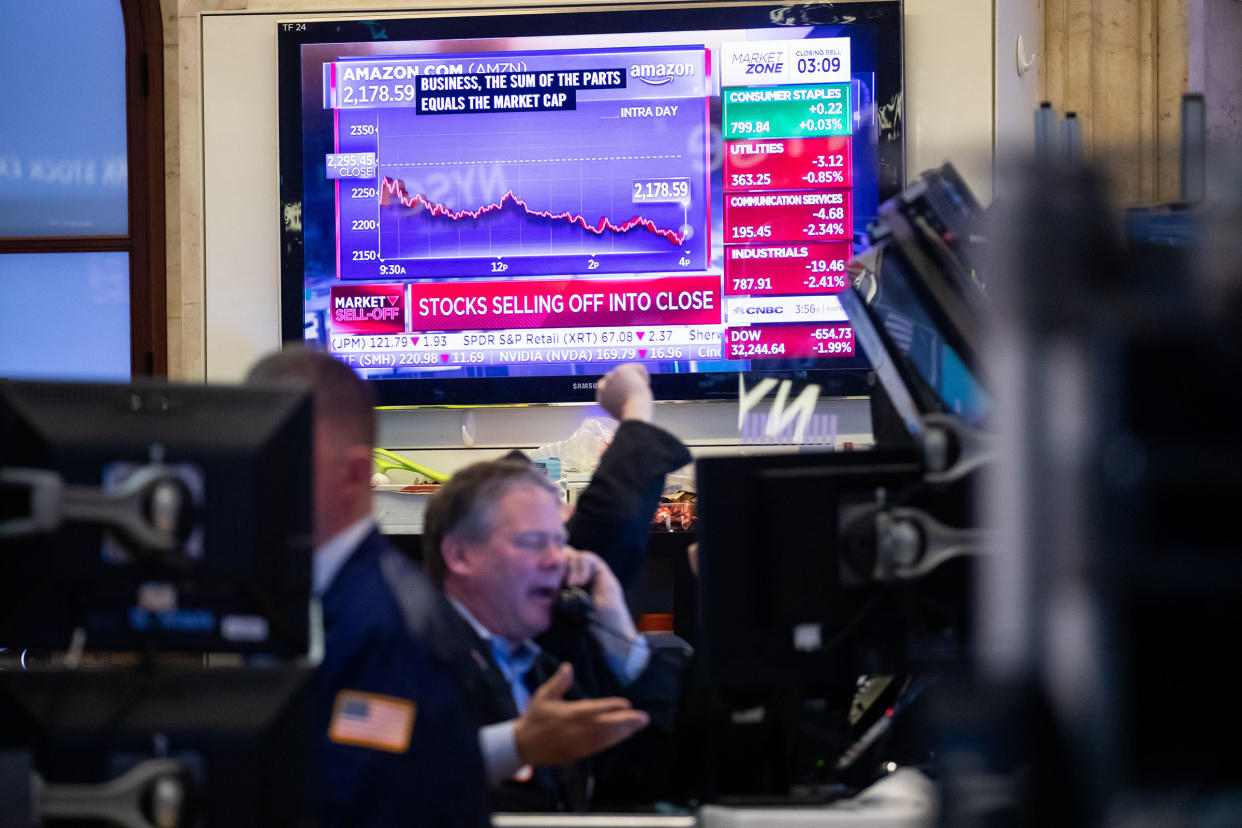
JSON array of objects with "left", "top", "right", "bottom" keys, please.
[{"left": 722, "top": 83, "right": 851, "bottom": 140}]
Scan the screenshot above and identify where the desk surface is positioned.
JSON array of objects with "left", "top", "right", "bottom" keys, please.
[
  {"left": 489, "top": 769, "right": 937, "bottom": 828},
  {"left": 492, "top": 817, "right": 696, "bottom": 827}
]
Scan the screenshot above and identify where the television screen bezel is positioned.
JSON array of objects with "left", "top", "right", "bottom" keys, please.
[{"left": 276, "top": 0, "right": 905, "bottom": 406}]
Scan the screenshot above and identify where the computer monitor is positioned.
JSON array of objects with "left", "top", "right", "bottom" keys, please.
[
  {"left": 692, "top": 448, "right": 974, "bottom": 799},
  {"left": 840, "top": 229, "right": 990, "bottom": 437},
  {"left": 697, "top": 448, "right": 946, "bottom": 692},
  {"left": 0, "top": 664, "right": 317, "bottom": 826},
  {"left": 0, "top": 379, "right": 313, "bottom": 656},
  {"left": 882, "top": 163, "right": 988, "bottom": 301}
]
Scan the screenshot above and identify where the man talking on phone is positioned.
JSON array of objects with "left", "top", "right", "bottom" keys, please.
[{"left": 424, "top": 454, "right": 688, "bottom": 811}]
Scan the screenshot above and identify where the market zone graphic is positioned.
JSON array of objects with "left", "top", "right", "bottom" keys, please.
[{"left": 331, "top": 284, "right": 406, "bottom": 334}]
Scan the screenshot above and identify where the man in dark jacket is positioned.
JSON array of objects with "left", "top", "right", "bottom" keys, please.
[
  {"left": 423, "top": 411, "right": 690, "bottom": 811},
  {"left": 247, "top": 349, "right": 489, "bottom": 828}
]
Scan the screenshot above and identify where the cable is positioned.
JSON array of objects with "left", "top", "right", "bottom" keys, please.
[
  {"left": 584, "top": 610, "right": 644, "bottom": 652},
  {"left": 551, "top": 594, "right": 691, "bottom": 678}
]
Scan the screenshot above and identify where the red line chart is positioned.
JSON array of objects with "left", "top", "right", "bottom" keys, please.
[{"left": 379, "top": 177, "right": 685, "bottom": 246}]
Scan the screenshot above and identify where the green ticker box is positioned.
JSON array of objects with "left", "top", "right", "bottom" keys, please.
[{"left": 722, "top": 83, "right": 852, "bottom": 139}]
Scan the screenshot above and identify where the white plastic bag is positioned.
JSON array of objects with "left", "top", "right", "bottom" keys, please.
[{"left": 529, "top": 416, "right": 615, "bottom": 473}]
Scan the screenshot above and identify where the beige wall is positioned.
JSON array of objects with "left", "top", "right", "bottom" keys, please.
[
  {"left": 905, "top": 0, "right": 995, "bottom": 200},
  {"left": 162, "top": 0, "right": 187, "bottom": 379}
]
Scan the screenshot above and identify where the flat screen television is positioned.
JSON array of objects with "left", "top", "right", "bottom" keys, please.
[{"left": 277, "top": 0, "right": 904, "bottom": 404}]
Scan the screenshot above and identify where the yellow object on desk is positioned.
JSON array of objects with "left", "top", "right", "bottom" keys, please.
[{"left": 372, "top": 448, "right": 449, "bottom": 483}]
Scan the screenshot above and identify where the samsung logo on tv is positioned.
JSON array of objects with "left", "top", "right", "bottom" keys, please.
[{"left": 572, "top": 382, "right": 600, "bottom": 390}]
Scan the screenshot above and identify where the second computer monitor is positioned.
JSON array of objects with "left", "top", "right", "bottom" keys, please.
[{"left": 696, "top": 448, "right": 929, "bottom": 693}]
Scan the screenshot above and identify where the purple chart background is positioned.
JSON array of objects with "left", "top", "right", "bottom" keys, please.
[{"left": 332, "top": 46, "right": 710, "bottom": 280}]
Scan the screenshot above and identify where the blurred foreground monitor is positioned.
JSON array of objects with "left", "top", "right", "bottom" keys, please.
[
  {"left": 0, "top": 379, "right": 313, "bottom": 656},
  {"left": 0, "top": 379, "right": 318, "bottom": 826}
]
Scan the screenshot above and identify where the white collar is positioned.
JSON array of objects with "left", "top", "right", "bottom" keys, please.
[
  {"left": 313, "top": 516, "right": 375, "bottom": 596},
  {"left": 448, "top": 596, "right": 496, "bottom": 643},
  {"left": 447, "top": 596, "right": 541, "bottom": 657}
]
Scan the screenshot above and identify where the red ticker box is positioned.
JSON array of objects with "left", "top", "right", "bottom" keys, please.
[
  {"left": 723, "top": 190, "right": 852, "bottom": 244},
  {"left": 725, "top": 323, "right": 855, "bottom": 361},
  {"left": 724, "top": 136, "right": 852, "bottom": 191},
  {"left": 330, "top": 284, "right": 406, "bottom": 334},
  {"left": 723, "top": 242, "right": 852, "bottom": 296}
]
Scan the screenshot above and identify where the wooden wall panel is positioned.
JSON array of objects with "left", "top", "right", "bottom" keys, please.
[
  {"left": 1043, "top": 0, "right": 1188, "bottom": 205},
  {"left": 1157, "top": 2, "right": 1190, "bottom": 201}
]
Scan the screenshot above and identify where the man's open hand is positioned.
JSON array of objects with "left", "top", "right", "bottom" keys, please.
[{"left": 513, "top": 663, "right": 649, "bottom": 766}]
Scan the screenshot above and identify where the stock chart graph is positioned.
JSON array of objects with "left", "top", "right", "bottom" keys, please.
[
  {"left": 378, "top": 179, "right": 688, "bottom": 248},
  {"left": 329, "top": 46, "right": 710, "bottom": 280}
]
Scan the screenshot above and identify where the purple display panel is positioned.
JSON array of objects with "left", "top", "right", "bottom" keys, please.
[{"left": 326, "top": 46, "right": 711, "bottom": 281}]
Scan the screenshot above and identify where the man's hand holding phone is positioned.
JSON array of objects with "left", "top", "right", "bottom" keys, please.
[{"left": 561, "top": 548, "right": 639, "bottom": 662}]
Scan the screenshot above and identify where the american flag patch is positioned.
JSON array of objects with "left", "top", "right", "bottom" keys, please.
[{"left": 329, "top": 690, "right": 416, "bottom": 754}]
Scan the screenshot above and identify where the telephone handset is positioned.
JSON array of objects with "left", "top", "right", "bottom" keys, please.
[{"left": 553, "top": 585, "right": 595, "bottom": 629}]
